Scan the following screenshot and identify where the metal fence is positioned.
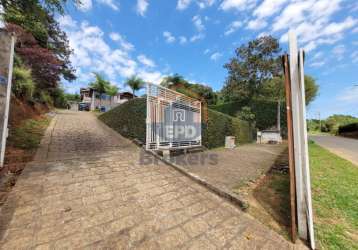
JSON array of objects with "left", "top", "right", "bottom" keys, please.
[{"left": 146, "top": 83, "right": 201, "bottom": 150}]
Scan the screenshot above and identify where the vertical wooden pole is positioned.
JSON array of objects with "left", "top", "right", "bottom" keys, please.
[{"left": 283, "top": 54, "right": 297, "bottom": 242}]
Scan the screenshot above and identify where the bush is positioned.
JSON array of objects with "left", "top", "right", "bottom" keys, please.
[
  {"left": 38, "top": 91, "right": 53, "bottom": 106},
  {"left": 99, "top": 98, "right": 147, "bottom": 142},
  {"left": 12, "top": 66, "right": 35, "bottom": 100},
  {"left": 202, "top": 109, "right": 253, "bottom": 148},
  {"left": 209, "top": 99, "right": 286, "bottom": 131},
  {"left": 338, "top": 123, "right": 358, "bottom": 134},
  {"left": 99, "top": 98, "right": 254, "bottom": 149}
]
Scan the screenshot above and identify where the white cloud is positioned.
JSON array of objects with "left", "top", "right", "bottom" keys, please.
[
  {"left": 136, "top": 0, "right": 149, "bottom": 16},
  {"left": 224, "top": 20, "right": 242, "bottom": 35},
  {"left": 109, "top": 32, "right": 135, "bottom": 51},
  {"left": 247, "top": 19, "right": 267, "bottom": 30},
  {"left": 192, "top": 15, "right": 205, "bottom": 32},
  {"left": 77, "top": 0, "right": 119, "bottom": 11},
  {"left": 163, "top": 31, "right": 176, "bottom": 43},
  {"left": 177, "top": 0, "right": 215, "bottom": 10},
  {"left": 190, "top": 33, "right": 205, "bottom": 42},
  {"left": 179, "top": 36, "right": 188, "bottom": 44},
  {"left": 210, "top": 52, "right": 222, "bottom": 61},
  {"left": 97, "top": 0, "right": 119, "bottom": 11},
  {"left": 336, "top": 86, "right": 358, "bottom": 104},
  {"left": 58, "top": 15, "right": 77, "bottom": 28},
  {"left": 253, "top": 0, "right": 287, "bottom": 19},
  {"left": 177, "top": 0, "right": 192, "bottom": 10},
  {"left": 310, "top": 61, "right": 325, "bottom": 67},
  {"left": 204, "top": 49, "right": 210, "bottom": 54},
  {"left": 77, "top": 0, "right": 93, "bottom": 11},
  {"left": 220, "top": 0, "right": 256, "bottom": 11},
  {"left": 332, "top": 45, "right": 345, "bottom": 61},
  {"left": 137, "top": 54, "right": 156, "bottom": 68},
  {"left": 197, "top": 0, "right": 216, "bottom": 9},
  {"left": 59, "top": 17, "right": 163, "bottom": 89}
]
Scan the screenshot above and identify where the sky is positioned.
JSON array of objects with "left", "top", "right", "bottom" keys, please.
[{"left": 29, "top": 1, "right": 358, "bottom": 118}]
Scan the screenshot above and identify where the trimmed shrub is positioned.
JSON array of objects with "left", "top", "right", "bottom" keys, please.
[
  {"left": 209, "top": 99, "right": 287, "bottom": 131},
  {"left": 99, "top": 98, "right": 146, "bottom": 142},
  {"left": 338, "top": 123, "right": 358, "bottom": 133},
  {"left": 99, "top": 98, "right": 253, "bottom": 149},
  {"left": 202, "top": 109, "right": 253, "bottom": 148}
]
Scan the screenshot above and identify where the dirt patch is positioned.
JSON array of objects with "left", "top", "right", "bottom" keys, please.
[
  {"left": 234, "top": 149, "right": 292, "bottom": 239},
  {"left": 0, "top": 97, "right": 51, "bottom": 208}
]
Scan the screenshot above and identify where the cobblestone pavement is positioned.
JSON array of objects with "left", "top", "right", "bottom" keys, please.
[{"left": 0, "top": 110, "right": 301, "bottom": 249}]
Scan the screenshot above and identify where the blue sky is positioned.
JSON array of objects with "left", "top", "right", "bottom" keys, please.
[{"left": 57, "top": 0, "right": 358, "bottom": 118}]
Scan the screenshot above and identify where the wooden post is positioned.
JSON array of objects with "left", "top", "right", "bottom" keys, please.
[{"left": 282, "top": 54, "right": 297, "bottom": 242}]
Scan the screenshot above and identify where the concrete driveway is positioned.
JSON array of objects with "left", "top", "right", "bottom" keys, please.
[{"left": 310, "top": 135, "right": 358, "bottom": 166}]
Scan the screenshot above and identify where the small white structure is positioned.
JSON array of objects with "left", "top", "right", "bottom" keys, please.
[
  {"left": 257, "top": 130, "right": 282, "bottom": 144},
  {"left": 225, "top": 136, "right": 236, "bottom": 148}
]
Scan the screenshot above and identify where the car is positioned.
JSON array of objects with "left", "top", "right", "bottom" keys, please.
[{"left": 78, "top": 102, "right": 90, "bottom": 111}]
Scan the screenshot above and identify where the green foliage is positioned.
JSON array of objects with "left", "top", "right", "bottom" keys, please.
[
  {"left": 338, "top": 123, "right": 358, "bottom": 134},
  {"left": 125, "top": 75, "right": 145, "bottom": 96},
  {"left": 210, "top": 100, "right": 286, "bottom": 131},
  {"left": 106, "top": 85, "right": 119, "bottom": 97},
  {"left": 326, "top": 115, "right": 358, "bottom": 134},
  {"left": 236, "top": 106, "right": 255, "bottom": 124},
  {"left": 99, "top": 98, "right": 253, "bottom": 149},
  {"left": 64, "top": 93, "right": 80, "bottom": 102},
  {"left": 203, "top": 109, "right": 254, "bottom": 148},
  {"left": 222, "top": 36, "right": 282, "bottom": 103},
  {"left": 99, "top": 98, "right": 147, "bottom": 142},
  {"left": 161, "top": 74, "right": 218, "bottom": 105},
  {"left": 2, "top": 0, "right": 76, "bottom": 81},
  {"left": 90, "top": 73, "right": 111, "bottom": 95},
  {"left": 7, "top": 116, "right": 50, "bottom": 150},
  {"left": 12, "top": 66, "right": 35, "bottom": 99},
  {"left": 52, "top": 87, "right": 68, "bottom": 108},
  {"left": 38, "top": 91, "right": 53, "bottom": 105}
]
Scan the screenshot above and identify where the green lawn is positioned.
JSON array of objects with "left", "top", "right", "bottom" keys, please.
[{"left": 309, "top": 141, "right": 358, "bottom": 249}]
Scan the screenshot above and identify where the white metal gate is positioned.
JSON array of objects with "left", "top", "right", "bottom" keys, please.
[{"left": 146, "top": 83, "right": 201, "bottom": 150}]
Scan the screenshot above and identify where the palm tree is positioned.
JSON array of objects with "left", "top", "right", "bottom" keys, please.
[
  {"left": 106, "top": 84, "right": 119, "bottom": 106},
  {"left": 90, "top": 73, "right": 111, "bottom": 106},
  {"left": 125, "top": 75, "right": 145, "bottom": 96}
]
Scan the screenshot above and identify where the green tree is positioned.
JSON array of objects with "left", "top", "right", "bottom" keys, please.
[
  {"left": 260, "top": 75, "right": 319, "bottom": 106},
  {"left": 325, "top": 115, "right": 358, "bottom": 134},
  {"left": 161, "top": 74, "right": 218, "bottom": 105},
  {"left": 106, "top": 84, "right": 119, "bottom": 106},
  {"left": 2, "top": 0, "right": 76, "bottom": 85},
  {"left": 90, "top": 73, "right": 111, "bottom": 105},
  {"left": 125, "top": 75, "right": 144, "bottom": 96},
  {"left": 221, "top": 36, "right": 281, "bottom": 103}
]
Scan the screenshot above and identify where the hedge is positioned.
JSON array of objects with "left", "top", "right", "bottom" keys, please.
[
  {"left": 202, "top": 109, "right": 253, "bottom": 148},
  {"left": 338, "top": 123, "right": 358, "bottom": 134},
  {"left": 99, "top": 98, "right": 146, "bottom": 142},
  {"left": 99, "top": 98, "right": 254, "bottom": 149},
  {"left": 209, "top": 100, "right": 287, "bottom": 131}
]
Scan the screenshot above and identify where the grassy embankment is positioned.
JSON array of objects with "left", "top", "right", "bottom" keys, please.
[{"left": 245, "top": 141, "right": 357, "bottom": 249}]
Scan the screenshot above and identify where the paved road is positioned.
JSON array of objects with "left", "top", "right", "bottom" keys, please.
[
  {"left": 310, "top": 135, "right": 358, "bottom": 166},
  {"left": 0, "top": 110, "right": 299, "bottom": 249}
]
